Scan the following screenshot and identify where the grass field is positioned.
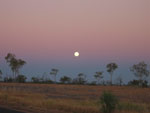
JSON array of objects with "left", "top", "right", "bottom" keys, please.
[{"left": 0, "top": 83, "right": 150, "bottom": 113}]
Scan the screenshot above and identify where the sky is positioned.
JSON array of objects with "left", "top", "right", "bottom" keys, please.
[{"left": 0, "top": 0, "right": 150, "bottom": 83}]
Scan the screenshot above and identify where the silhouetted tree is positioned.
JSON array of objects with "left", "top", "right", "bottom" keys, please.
[
  {"left": 50, "top": 68, "right": 59, "bottom": 83},
  {"left": 72, "top": 73, "right": 86, "bottom": 84},
  {"left": 60, "top": 76, "right": 71, "bottom": 84},
  {"left": 130, "top": 61, "right": 149, "bottom": 86},
  {"left": 94, "top": 71, "right": 103, "bottom": 84},
  {"left": 77, "top": 73, "right": 86, "bottom": 84},
  {"left": 106, "top": 63, "right": 118, "bottom": 85},
  {"left": 42, "top": 72, "right": 48, "bottom": 81},
  {"left": 40, "top": 72, "right": 53, "bottom": 83},
  {"left": 5, "top": 53, "right": 26, "bottom": 78}
]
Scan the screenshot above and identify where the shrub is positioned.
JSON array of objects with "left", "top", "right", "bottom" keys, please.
[
  {"left": 100, "top": 91, "right": 119, "bottom": 113},
  {"left": 31, "top": 77, "right": 53, "bottom": 83},
  {"left": 141, "top": 80, "right": 148, "bottom": 87},
  {"left": 72, "top": 78, "right": 86, "bottom": 84},
  {"left": 89, "top": 81, "right": 97, "bottom": 85},
  {"left": 128, "top": 80, "right": 148, "bottom": 87},
  {"left": 16, "top": 75, "right": 27, "bottom": 83},
  {"left": 31, "top": 77, "right": 40, "bottom": 83},
  {"left": 42, "top": 79, "right": 53, "bottom": 84},
  {"left": 60, "top": 76, "right": 72, "bottom": 84},
  {"left": 4, "top": 77, "right": 14, "bottom": 82},
  {"left": 128, "top": 80, "right": 140, "bottom": 86}
]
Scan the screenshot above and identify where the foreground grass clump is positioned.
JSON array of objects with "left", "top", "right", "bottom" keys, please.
[{"left": 100, "top": 91, "right": 119, "bottom": 113}]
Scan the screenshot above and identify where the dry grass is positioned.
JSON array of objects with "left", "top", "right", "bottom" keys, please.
[{"left": 0, "top": 83, "right": 150, "bottom": 113}]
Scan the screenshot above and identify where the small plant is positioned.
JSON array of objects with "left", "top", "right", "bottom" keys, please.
[{"left": 100, "top": 91, "right": 119, "bottom": 113}]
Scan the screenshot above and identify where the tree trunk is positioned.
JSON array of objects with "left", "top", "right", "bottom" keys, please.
[
  {"left": 98, "top": 78, "right": 100, "bottom": 85},
  {"left": 55, "top": 75, "right": 56, "bottom": 83},
  {"left": 12, "top": 71, "right": 15, "bottom": 78},
  {"left": 110, "top": 73, "right": 113, "bottom": 86},
  {"left": 139, "top": 76, "right": 143, "bottom": 87}
]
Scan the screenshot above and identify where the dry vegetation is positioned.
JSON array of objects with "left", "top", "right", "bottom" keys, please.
[{"left": 0, "top": 83, "right": 150, "bottom": 113}]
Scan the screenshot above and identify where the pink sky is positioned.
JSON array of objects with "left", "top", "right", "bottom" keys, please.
[{"left": 0, "top": 0, "right": 150, "bottom": 62}]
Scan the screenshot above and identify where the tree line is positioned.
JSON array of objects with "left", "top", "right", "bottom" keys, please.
[{"left": 0, "top": 53, "right": 150, "bottom": 87}]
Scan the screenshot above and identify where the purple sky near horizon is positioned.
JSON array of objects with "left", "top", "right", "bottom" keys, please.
[{"left": 0, "top": 0, "right": 150, "bottom": 83}]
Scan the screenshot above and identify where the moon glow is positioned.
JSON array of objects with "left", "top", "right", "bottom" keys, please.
[{"left": 74, "top": 52, "right": 79, "bottom": 57}]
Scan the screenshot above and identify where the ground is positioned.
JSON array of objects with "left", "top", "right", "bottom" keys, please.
[{"left": 0, "top": 83, "right": 150, "bottom": 113}]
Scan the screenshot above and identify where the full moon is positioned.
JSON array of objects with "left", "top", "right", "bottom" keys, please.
[{"left": 74, "top": 52, "right": 79, "bottom": 57}]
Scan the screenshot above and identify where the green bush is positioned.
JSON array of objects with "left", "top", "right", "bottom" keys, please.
[{"left": 100, "top": 91, "right": 119, "bottom": 113}]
